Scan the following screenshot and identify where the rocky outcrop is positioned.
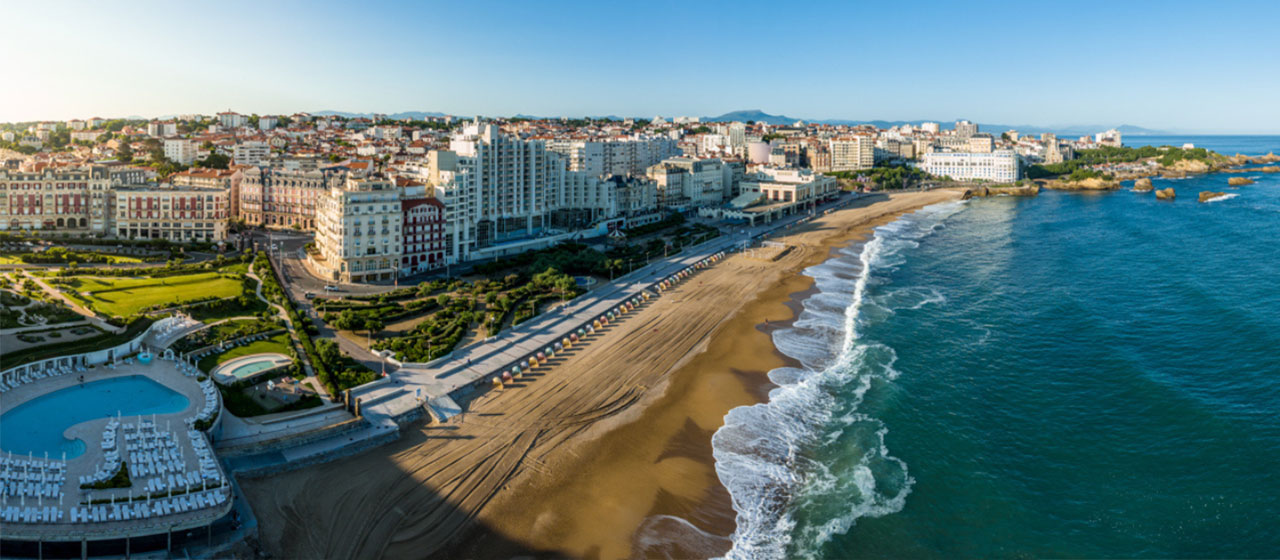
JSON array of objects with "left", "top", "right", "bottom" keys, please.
[
  {"left": 1199, "top": 191, "right": 1228, "bottom": 203},
  {"left": 1252, "top": 152, "right": 1280, "bottom": 164},
  {"left": 1169, "top": 159, "right": 1212, "bottom": 174},
  {"left": 1042, "top": 177, "right": 1121, "bottom": 191},
  {"left": 1155, "top": 187, "right": 1176, "bottom": 200},
  {"left": 1225, "top": 165, "right": 1278, "bottom": 174},
  {"left": 963, "top": 185, "right": 1040, "bottom": 199},
  {"left": 1133, "top": 177, "right": 1154, "bottom": 192},
  {"left": 1228, "top": 177, "right": 1255, "bottom": 186}
]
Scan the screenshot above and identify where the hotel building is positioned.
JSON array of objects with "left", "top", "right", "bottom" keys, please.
[
  {"left": 238, "top": 167, "right": 343, "bottom": 229},
  {"left": 312, "top": 178, "right": 405, "bottom": 283},
  {"left": 920, "top": 150, "right": 1020, "bottom": 182},
  {"left": 112, "top": 184, "right": 229, "bottom": 242},
  {"left": 0, "top": 165, "right": 112, "bottom": 233}
]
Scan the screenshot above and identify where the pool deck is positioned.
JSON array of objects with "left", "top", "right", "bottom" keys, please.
[{"left": 0, "top": 360, "right": 232, "bottom": 540}]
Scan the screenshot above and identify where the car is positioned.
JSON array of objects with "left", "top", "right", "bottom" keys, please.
[
  {"left": 324, "top": 285, "right": 340, "bottom": 292},
  {"left": 304, "top": 291, "right": 316, "bottom": 299}
]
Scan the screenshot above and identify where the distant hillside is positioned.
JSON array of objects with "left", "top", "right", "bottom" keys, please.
[
  {"left": 703, "top": 110, "right": 1167, "bottom": 136},
  {"left": 312, "top": 110, "right": 453, "bottom": 120},
  {"left": 704, "top": 110, "right": 798, "bottom": 125}
]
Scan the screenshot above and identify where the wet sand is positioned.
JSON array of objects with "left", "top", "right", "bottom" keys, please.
[{"left": 239, "top": 190, "right": 963, "bottom": 559}]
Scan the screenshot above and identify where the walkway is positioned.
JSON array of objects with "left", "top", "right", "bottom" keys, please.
[
  {"left": 18, "top": 270, "right": 122, "bottom": 333},
  {"left": 247, "top": 262, "right": 331, "bottom": 401},
  {"left": 355, "top": 191, "right": 869, "bottom": 422}
]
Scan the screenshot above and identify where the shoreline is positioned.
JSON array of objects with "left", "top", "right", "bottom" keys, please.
[
  {"left": 239, "top": 189, "right": 964, "bottom": 559},
  {"left": 443, "top": 190, "right": 965, "bottom": 559}
]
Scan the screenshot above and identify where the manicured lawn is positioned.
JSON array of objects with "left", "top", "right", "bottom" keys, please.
[
  {"left": 65, "top": 272, "right": 244, "bottom": 317},
  {"left": 197, "top": 333, "right": 293, "bottom": 373}
]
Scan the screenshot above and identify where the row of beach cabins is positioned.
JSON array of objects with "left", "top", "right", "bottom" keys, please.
[{"left": 483, "top": 251, "right": 727, "bottom": 391}]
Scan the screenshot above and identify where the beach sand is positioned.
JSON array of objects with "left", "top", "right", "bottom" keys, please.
[{"left": 239, "top": 189, "right": 963, "bottom": 559}]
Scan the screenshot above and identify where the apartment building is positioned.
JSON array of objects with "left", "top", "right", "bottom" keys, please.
[
  {"left": 147, "top": 121, "right": 177, "bottom": 137},
  {"left": 829, "top": 136, "right": 875, "bottom": 171},
  {"left": 401, "top": 193, "right": 446, "bottom": 276},
  {"left": 544, "top": 135, "right": 679, "bottom": 177},
  {"left": 233, "top": 142, "right": 269, "bottom": 166},
  {"left": 112, "top": 184, "right": 229, "bottom": 242},
  {"left": 218, "top": 111, "right": 248, "bottom": 129},
  {"left": 645, "top": 157, "right": 734, "bottom": 211},
  {"left": 238, "top": 167, "right": 342, "bottom": 229},
  {"left": 954, "top": 119, "right": 979, "bottom": 138},
  {"left": 163, "top": 138, "right": 196, "bottom": 165},
  {"left": 920, "top": 150, "right": 1020, "bottom": 182},
  {"left": 312, "top": 178, "right": 405, "bottom": 283},
  {"left": 170, "top": 168, "right": 243, "bottom": 219},
  {"left": 259, "top": 116, "right": 278, "bottom": 131},
  {"left": 0, "top": 165, "right": 113, "bottom": 233}
]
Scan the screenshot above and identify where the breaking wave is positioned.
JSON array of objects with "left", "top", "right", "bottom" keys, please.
[{"left": 711, "top": 201, "right": 965, "bottom": 559}]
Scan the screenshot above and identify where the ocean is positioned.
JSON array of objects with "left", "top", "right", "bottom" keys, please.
[
  {"left": 712, "top": 137, "right": 1280, "bottom": 558},
  {"left": 1122, "top": 135, "right": 1280, "bottom": 155}
]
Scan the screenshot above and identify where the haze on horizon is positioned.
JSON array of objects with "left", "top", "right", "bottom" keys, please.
[{"left": 2, "top": 0, "right": 1278, "bottom": 133}]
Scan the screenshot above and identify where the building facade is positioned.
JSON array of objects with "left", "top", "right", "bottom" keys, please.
[
  {"left": 920, "top": 150, "right": 1020, "bottom": 182},
  {"left": 645, "top": 157, "right": 733, "bottom": 211},
  {"left": 0, "top": 166, "right": 112, "bottom": 233},
  {"left": 112, "top": 184, "right": 229, "bottom": 242},
  {"left": 238, "top": 167, "right": 341, "bottom": 229},
  {"left": 829, "top": 136, "right": 875, "bottom": 171},
  {"left": 312, "top": 178, "right": 404, "bottom": 283},
  {"left": 401, "top": 195, "right": 446, "bottom": 276}
]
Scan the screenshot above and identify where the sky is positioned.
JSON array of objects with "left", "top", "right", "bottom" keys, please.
[{"left": 3, "top": 0, "right": 1279, "bottom": 133}]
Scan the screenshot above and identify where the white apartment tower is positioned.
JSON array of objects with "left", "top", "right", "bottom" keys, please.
[{"left": 829, "top": 136, "right": 875, "bottom": 171}]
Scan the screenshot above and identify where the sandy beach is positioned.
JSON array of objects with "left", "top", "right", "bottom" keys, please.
[{"left": 239, "top": 189, "right": 963, "bottom": 559}]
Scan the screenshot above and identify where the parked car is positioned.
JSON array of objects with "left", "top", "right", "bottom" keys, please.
[
  {"left": 304, "top": 291, "right": 316, "bottom": 299},
  {"left": 324, "top": 285, "right": 341, "bottom": 292}
]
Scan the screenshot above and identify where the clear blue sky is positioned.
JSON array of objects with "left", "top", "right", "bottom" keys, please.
[{"left": 3, "top": 0, "right": 1279, "bottom": 132}]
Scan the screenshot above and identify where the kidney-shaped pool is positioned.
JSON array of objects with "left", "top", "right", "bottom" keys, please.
[{"left": 0, "top": 375, "right": 190, "bottom": 459}]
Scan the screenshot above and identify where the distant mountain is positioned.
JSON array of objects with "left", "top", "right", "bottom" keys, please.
[{"left": 705, "top": 110, "right": 798, "bottom": 125}]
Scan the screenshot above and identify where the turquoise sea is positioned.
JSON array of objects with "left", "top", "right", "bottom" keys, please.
[{"left": 712, "top": 136, "right": 1280, "bottom": 558}]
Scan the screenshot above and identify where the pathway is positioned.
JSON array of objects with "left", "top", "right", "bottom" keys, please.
[
  {"left": 18, "top": 270, "right": 122, "bottom": 333},
  {"left": 247, "top": 261, "right": 331, "bottom": 401}
]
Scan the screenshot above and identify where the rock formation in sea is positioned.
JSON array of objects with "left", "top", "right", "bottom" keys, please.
[
  {"left": 1156, "top": 187, "right": 1176, "bottom": 200},
  {"left": 964, "top": 184, "right": 1040, "bottom": 198},
  {"left": 1041, "top": 177, "right": 1120, "bottom": 191},
  {"left": 1228, "top": 177, "right": 1255, "bottom": 186},
  {"left": 1133, "top": 177, "right": 1154, "bottom": 192},
  {"left": 1199, "top": 191, "right": 1228, "bottom": 203}
]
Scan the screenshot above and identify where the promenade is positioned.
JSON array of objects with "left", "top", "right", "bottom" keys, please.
[{"left": 354, "top": 191, "right": 869, "bottom": 423}]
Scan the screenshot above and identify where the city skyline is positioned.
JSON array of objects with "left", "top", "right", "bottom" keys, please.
[{"left": 4, "top": 0, "right": 1280, "bottom": 132}]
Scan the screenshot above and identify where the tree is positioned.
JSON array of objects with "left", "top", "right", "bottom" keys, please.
[
  {"left": 117, "top": 142, "right": 133, "bottom": 162},
  {"left": 195, "top": 152, "right": 230, "bottom": 169}
]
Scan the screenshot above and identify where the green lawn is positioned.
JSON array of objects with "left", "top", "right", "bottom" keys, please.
[
  {"left": 198, "top": 333, "right": 293, "bottom": 373},
  {"left": 65, "top": 272, "right": 244, "bottom": 317}
]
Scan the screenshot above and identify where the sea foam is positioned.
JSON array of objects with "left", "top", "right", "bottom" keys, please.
[{"left": 711, "top": 201, "right": 964, "bottom": 559}]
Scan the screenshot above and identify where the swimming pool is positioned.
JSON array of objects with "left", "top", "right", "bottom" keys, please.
[
  {"left": 212, "top": 353, "right": 291, "bottom": 383},
  {"left": 0, "top": 375, "right": 189, "bottom": 459},
  {"left": 229, "top": 360, "right": 277, "bottom": 378}
]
